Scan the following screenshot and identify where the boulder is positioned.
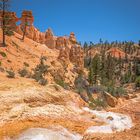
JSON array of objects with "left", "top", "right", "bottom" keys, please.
[{"left": 104, "top": 92, "right": 118, "bottom": 107}]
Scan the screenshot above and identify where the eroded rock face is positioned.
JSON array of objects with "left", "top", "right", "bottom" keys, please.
[
  {"left": 26, "top": 26, "right": 37, "bottom": 40},
  {"left": 45, "top": 28, "right": 56, "bottom": 49},
  {"left": 56, "top": 37, "right": 67, "bottom": 50},
  {"left": 106, "top": 48, "right": 126, "bottom": 59},
  {"left": 0, "top": 11, "right": 18, "bottom": 29},
  {"left": 16, "top": 25, "right": 43, "bottom": 43},
  {"left": 58, "top": 47, "right": 70, "bottom": 65},
  {"left": 58, "top": 44, "right": 84, "bottom": 68},
  {"left": 39, "top": 32, "right": 45, "bottom": 44},
  {"left": 56, "top": 33, "right": 84, "bottom": 69},
  {"left": 70, "top": 45, "right": 84, "bottom": 68},
  {"left": 15, "top": 10, "right": 44, "bottom": 43},
  {"left": 1, "top": 10, "right": 84, "bottom": 69},
  {"left": 20, "top": 10, "right": 34, "bottom": 26},
  {"left": 44, "top": 29, "right": 84, "bottom": 68},
  {"left": 69, "top": 32, "right": 77, "bottom": 44}
]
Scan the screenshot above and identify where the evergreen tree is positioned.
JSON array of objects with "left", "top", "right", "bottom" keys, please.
[
  {"left": 99, "top": 38, "right": 103, "bottom": 44},
  {"left": 83, "top": 42, "right": 88, "bottom": 55},
  {"left": 105, "top": 54, "right": 116, "bottom": 86},
  {"left": 22, "top": 18, "right": 29, "bottom": 41},
  {"left": 88, "top": 65, "right": 94, "bottom": 85},
  {"left": 100, "top": 49, "right": 106, "bottom": 84},
  {"left": 88, "top": 54, "right": 101, "bottom": 85},
  {"left": 0, "top": 0, "right": 14, "bottom": 46}
]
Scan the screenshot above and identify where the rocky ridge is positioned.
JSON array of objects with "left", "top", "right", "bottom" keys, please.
[{"left": 15, "top": 11, "right": 84, "bottom": 68}]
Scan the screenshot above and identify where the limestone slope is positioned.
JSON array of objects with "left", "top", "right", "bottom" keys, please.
[{"left": 0, "top": 30, "right": 79, "bottom": 86}]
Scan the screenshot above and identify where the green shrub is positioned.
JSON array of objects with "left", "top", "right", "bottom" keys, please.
[
  {"left": 84, "top": 57, "right": 91, "bottom": 68},
  {"left": 55, "top": 78, "right": 69, "bottom": 90},
  {"left": 93, "top": 97, "right": 107, "bottom": 108},
  {"left": 32, "top": 56, "right": 49, "bottom": 86},
  {"left": 74, "top": 72, "right": 89, "bottom": 93},
  {"left": 106, "top": 86, "right": 126, "bottom": 97},
  {"left": 18, "top": 68, "right": 28, "bottom": 77},
  {"left": 89, "top": 97, "right": 107, "bottom": 109},
  {"left": 107, "top": 86, "right": 115, "bottom": 96},
  {"left": 89, "top": 102, "right": 95, "bottom": 109},
  {"left": 135, "top": 76, "right": 140, "bottom": 88},
  {"left": 5, "top": 30, "right": 14, "bottom": 36},
  {"left": 6, "top": 70, "right": 15, "bottom": 78},
  {"left": 115, "top": 87, "right": 126, "bottom": 97},
  {"left": 77, "top": 86, "right": 84, "bottom": 94},
  {"left": 121, "top": 72, "right": 132, "bottom": 84},
  {"left": 32, "top": 71, "right": 42, "bottom": 81},
  {"left": 0, "top": 52, "right": 7, "bottom": 57}
]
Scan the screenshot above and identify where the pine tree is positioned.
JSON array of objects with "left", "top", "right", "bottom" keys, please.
[
  {"left": 0, "top": 0, "right": 13, "bottom": 46},
  {"left": 100, "top": 49, "right": 106, "bottom": 84},
  {"left": 83, "top": 42, "right": 88, "bottom": 53},
  {"left": 22, "top": 18, "right": 29, "bottom": 41},
  {"left": 88, "top": 65, "right": 94, "bottom": 85},
  {"left": 105, "top": 54, "right": 116, "bottom": 86},
  {"left": 88, "top": 54, "right": 101, "bottom": 85}
]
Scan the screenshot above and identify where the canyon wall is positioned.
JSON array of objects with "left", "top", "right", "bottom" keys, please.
[{"left": 0, "top": 10, "right": 84, "bottom": 68}]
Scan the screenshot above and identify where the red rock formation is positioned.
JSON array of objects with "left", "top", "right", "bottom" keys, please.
[
  {"left": 0, "top": 10, "right": 84, "bottom": 68},
  {"left": 26, "top": 26, "right": 35, "bottom": 40},
  {"left": 45, "top": 28, "right": 56, "bottom": 49},
  {"left": 106, "top": 48, "right": 126, "bottom": 59},
  {"left": 69, "top": 45, "right": 84, "bottom": 68},
  {"left": 56, "top": 37, "right": 66, "bottom": 50},
  {"left": 39, "top": 32, "right": 45, "bottom": 44},
  {"left": 55, "top": 32, "right": 84, "bottom": 68},
  {"left": 20, "top": 10, "right": 34, "bottom": 26},
  {"left": 58, "top": 47, "right": 70, "bottom": 64},
  {"left": 15, "top": 10, "right": 45, "bottom": 44},
  {"left": 56, "top": 36, "right": 71, "bottom": 50},
  {"left": 69, "top": 32, "right": 77, "bottom": 44},
  {"left": 16, "top": 25, "right": 23, "bottom": 34},
  {"left": 0, "top": 11, "right": 18, "bottom": 29}
]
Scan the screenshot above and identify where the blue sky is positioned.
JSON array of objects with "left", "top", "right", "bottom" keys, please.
[{"left": 11, "top": 0, "right": 140, "bottom": 43}]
